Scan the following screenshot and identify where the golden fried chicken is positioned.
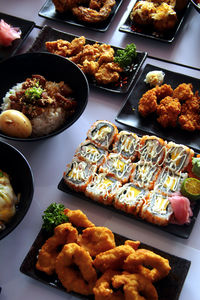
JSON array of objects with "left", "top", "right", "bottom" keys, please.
[
  {"left": 52, "top": 0, "right": 88, "bottom": 13},
  {"left": 94, "top": 62, "right": 123, "bottom": 85},
  {"left": 173, "top": 83, "right": 194, "bottom": 102},
  {"left": 138, "top": 88, "right": 158, "bottom": 117},
  {"left": 45, "top": 36, "right": 86, "bottom": 57},
  {"left": 178, "top": 92, "right": 200, "bottom": 131},
  {"left": 98, "top": 43, "right": 115, "bottom": 65},
  {"left": 72, "top": 0, "right": 116, "bottom": 23},
  {"left": 154, "top": 84, "right": 173, "bottom": 101},
  {"left": 156, "top": 96, "right": 181, "bottom": 127},
  {"left": 80, "top": 59, "right": 99, "bottom": 75}
]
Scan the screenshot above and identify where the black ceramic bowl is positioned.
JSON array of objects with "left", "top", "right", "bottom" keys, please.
[
  {"left": 0, "top": 52, "right": 89, "bottom": 141},
  {"left": 0, "top": 140, "right": 34, "bottom": 240},
  {"left": 190, "top": 0, "right": 200, "bottom": 13}
]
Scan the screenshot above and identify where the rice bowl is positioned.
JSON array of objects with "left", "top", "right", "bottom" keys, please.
[{"left": 0, "top": 52, "right": 89, "bottom": 141}]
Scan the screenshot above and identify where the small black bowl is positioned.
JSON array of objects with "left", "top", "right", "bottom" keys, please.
[
  {"left": 190, "top": 0, "right": 200, "bottom": 13},
  {"left": 0, "top": 52, "right": 89, "bottom": 141},
  {"left": 0, "top": 140, "right": 34, "bottom": 240}
]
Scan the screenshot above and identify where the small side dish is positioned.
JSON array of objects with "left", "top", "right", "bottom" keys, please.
[
  {"left": 0, "top": 74, "right": 77, "bottom": 138},
  {"left": 0, "top": 170, "right": 18, "bottom": 231},
  {"left": 138, "top": 82, "right": 200, "bottom": 131},
  {"left": 34, "top": 204, "right": 171, "bottom": 298},
  {"left": 62, "top": 120, "right": 200, "bottom": 229},
  {"left": 0, "top": 19, "right": 21, "bottom": 47},
  {"left": 45, "top": 36, "right": 137, "bottom": 86}
]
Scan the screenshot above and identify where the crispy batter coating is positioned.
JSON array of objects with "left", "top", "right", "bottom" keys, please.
[
  {"left": 46, "top": 37, "right": 123, "bottom": 85},
  {"left": 78, "top": 226, "right": 116, "bottom": 257},
  {"left": 124, "top": 248, "right": 171, "bottom": 282},
  {"left": 94, "top": 62, "right": 123, "bottom": 85},
  {"left": 173, "top": 83, "right": 194, "bottom": 102},
  {"left": 124, "top": 240, "right": 141, "bottom": 250},
  {"left": 156, "top": 96, "right": 181, "bottom": 127},
  {"left": 36, "top": 223, "right": 78, "bottom": 275},
  {"left": 154, "top": 84, "right": 173, "bottom": 101},
  {"left": 72, "top": 0, "right": 116, "bottom": 23},
  {"left": 55, "top": 243, "right": 97, "bottom": 295},
  {"left": 45, "top": 36, "right": 86, "bottom": 57},
  {"left": 138, "top": 88, "right": 158, "bottom": 117},
  {"left": 93, "top": 270, "right": 123, "bottom": 300},
  {"left": 112, "top": 272, "right": 158, "bottom": 300},
  {"left": 178, "top": 92, "right": 200, "bottom": 131},
  {"left": 93, "top": 245, "right": 135, "bottom": 272},
  {"left": 64, "top": 208, "right": 95, "bottom": 228}
]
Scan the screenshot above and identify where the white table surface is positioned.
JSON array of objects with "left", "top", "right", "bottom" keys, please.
[{"left": 0, "top": 1, "right": 200, "bottom": 300}]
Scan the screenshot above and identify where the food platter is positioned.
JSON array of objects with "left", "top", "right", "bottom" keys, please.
[
  {"left": 0, "top": 12, "right": 35, "bottom": 61},
  {"left": 20, "top": 226, "right": 191, "bottom": 300},
  {"left": 28, "top": 25, "right": 147, "bottom": 94},
  {"left": 119, "top": 1, "right": 191, "bottom": 43},
  {"left": 39, "top": 0, "right": 123, "bottom": 32},
  {"left": 116, "top": 63, "right": 200, "bottom": 152},
  {"left": 58, "top": 176, "right": 200, "bottom": 239}
]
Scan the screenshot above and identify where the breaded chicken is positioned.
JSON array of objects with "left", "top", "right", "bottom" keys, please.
[
  {"left": 45, "top": 36, "right": 86, "bottom": 57},
  {"left": 178, "top": 92, "right": 200, "bottom": 131},
  {"left": 138, "top": 88, "right": 158, "bottom": 117},
  {"left": 156, "top": 96, "right": 181, "bottom": 127},
  {"left": 94, "top": 62, "right": 123, "bottom": 85},
  {"left": 173, "top": 83, "right": 194, "bottom": 102},
  {"left": 154, "top": 84, "right": 173, "bottom": 101}
]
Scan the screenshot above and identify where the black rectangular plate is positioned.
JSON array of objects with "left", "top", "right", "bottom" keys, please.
[
  {"left": 58, "top": 177, "right": 200, "bottom": 239},
  {"left": 39, "top": 0, "right": 122, "bottom": 32},
  {"left": 20, "top": 227, "right": 191, "bottom": 300},
  {"left": 119, "top": 1, "right": 191, "bottom": 43},
  {"left": 0, "top": 12, "right": 35, "bottom": 60},
  {"left": 116, "top": 63, "right": 200, "bottom": 152},
  {"left": 28, "top": 25, "right": 147, "bottom": 94}
]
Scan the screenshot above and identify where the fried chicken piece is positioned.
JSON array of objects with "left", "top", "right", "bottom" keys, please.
[
  {"left": 178, "top": 92, "right": 200, "bottom": 131},
  {"left": 98, "top": 43, "right": 115, "bottom": 65},
  {"left": 52, "top": 0, "right": 88, "bottom": 13},
  {"left": 78, "top": 226, "right": 116, "bottom": 257},
  {"left": 156, "top": 96, "right": 181, "bottom": 128},
  {"left": 72, "top": 0, "right": 116, "bottom": 23},
  {"left": 173, "top": 83, "right": 194, "bottom": 102},
  {"left": 138, "top": 88, "right": 158, "bottom": 117},
  {"left": 154, "top": 84, "right": 173, "bottom": 101},
  {"left": 64, "top": 208, "right": 95, "bottom": 228},
  {"left": 124, "top": 240, "right": 141, "bottom": 250},
  {"left": 45, "top": 36, "right": 86, "bottom": 57},
  {"left": 94, "top": 62, "right": 123, "bottom": 85},
  {"left": 80, "top": 59, "right": 99, "bottom": 75}
]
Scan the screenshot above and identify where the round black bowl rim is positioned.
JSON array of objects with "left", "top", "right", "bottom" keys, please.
[
  {"left": 0, "top": 140, "right": 34, "bottom": 240},
  {"left": 190, "top": 0, "right": 200, "bottom": 12},
  {"left": 0, "top": 52, "right": 89, "bottom": 142}
]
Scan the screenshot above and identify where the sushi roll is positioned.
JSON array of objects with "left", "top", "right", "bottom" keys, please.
[
  {"left": 112, "top": 130, "right": 140, "bottom": 161},
  {"left": 99, "top": 153, "right": 133, "bottom": 184},
  {"left": 63, "top": 157, "right": 97, "bottom": 193},
  {"left": 140, "top": 191, "right": 173, "bottom": 226},
  {"left": 87, "top": 120, "right": 118, "bottom": 150},
  {"left": 164, "top": 141, "right": 194, "bottom": 173},
  {"left": 75, "top": 139, "right": 108, "bottom": 167},
  {"left": 154, "top": 167, "right": 188, "bottom": 195},
  {"left": 85, "top": 173, "right": 122, "bottom": 205},
  {"left": 138, "top": 135, "right": 166, "bottom": 166},
  {"left": 114, "top": 183, "right": 147, "bottom": 216},
  {"left": 130, "top": 162, "right": 161, "bottom": 190}
]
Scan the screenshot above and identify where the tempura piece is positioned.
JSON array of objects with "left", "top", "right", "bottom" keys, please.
[{"left": 156, "top": 96, "right": 181, "bottom": 128}]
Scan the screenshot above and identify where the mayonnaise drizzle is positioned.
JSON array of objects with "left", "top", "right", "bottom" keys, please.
[{"left": 138, "top": 138, "right": 165, "bottom": 166}]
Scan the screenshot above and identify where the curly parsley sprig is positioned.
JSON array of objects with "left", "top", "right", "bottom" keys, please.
[
  {"left": 42, "top": 203, "right": 68, "bottom": 233},
  {"left": 114, "top": 43, "right": 137, "bottom": 69}
]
